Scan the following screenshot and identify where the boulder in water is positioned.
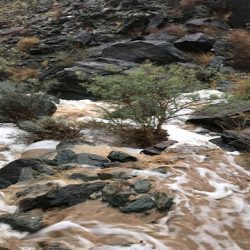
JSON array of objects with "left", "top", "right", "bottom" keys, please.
[
  {"left": 107, "top": 151, "right": 138, "bottom": 163},
  {"left": 0, "top": 212, "right": 43, "bottom": 232},
  {"left": 19, "top": 182, "right": 107, "bottom": 212},
  {"left": 120, "top": 196, "right": 155, "bottom": 213}
]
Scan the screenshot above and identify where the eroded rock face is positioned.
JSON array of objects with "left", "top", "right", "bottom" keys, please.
[
  {"left": 212, "top": 0, "right": 250, "bottom": 28},
  {"left": 0, "top": 213, "right": 43, "bottom": 232},
  {"left": 19, "top": 182, "right": 107, "bottom": 212}
]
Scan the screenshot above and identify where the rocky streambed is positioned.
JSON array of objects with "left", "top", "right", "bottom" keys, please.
[{"left": 0, "top": 97, "right": 250, "bottom": 250}]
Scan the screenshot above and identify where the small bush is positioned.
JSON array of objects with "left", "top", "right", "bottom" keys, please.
[
  {"left": 16, "top": 117, "right": 82, "bottom": 143},
  {"left": 10, "top": 67, "right": 40, "bottom": 82},
  {"left": 228, "top": 30, "right": 250, "bottom": 70},
  {"left": 236, "top": 78, "right": 250, "bottom": 100},
  {"left": 77, "top": 64, "right": 207, "bottom": 146},
  {"left": 17, "top": 37, "right": 39, "bottom": 52},
  {"left": 164, "top": 25, "right": 187, "bottom": 37},
  {"left": 0, "top": 85, "right": 56, "bottom": 123}
]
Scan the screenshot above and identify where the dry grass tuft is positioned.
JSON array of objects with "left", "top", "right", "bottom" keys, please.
[
  {"left": 227, "top": 30, "right": 250, "bottom": 70},
  {"left": 164, "top": 25, "right": 187, "bottom": 37},
  {"left": 17, "top": 37, "right": 39, "bottom": 52},
  {"left": 236, "top": 78, "right": 250, "bottom": 100},
  {"left": 10, "top": 67, "right": 40, "bottom": 81}
]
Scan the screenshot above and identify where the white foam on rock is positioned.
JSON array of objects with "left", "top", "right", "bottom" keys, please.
[{"left": 23, "top": 140, "right": 60, "bottom": 151}]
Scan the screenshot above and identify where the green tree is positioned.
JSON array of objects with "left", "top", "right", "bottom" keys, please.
[{"left": 77, "top": 64, "right": 214, "bottom": 145}]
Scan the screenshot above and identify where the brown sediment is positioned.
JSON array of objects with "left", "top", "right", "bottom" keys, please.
[{"left": 1, "top": 146, "right": 250, "bottom": 249}]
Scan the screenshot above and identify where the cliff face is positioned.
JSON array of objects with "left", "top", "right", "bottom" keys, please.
[{"left": 0, "top": 0, "right": 249, "bottom": 99}]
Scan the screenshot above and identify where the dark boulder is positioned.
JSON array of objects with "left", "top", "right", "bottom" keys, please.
[
  {"left": 19, "top": 182, "right": 107, "bottom": 212},
  {"left": 120, "top": 196, "right": 155, "bottom": 213},
  {"left": 134, "top": 180, "right": 151, "bottom": 193},
  {"left": 107, "top": 151, "right": 138, "bottom": 163},
  {"left": 51, "top": 150, "right": 108, "bottom": 167},
  {"left": 72, "top": 153, "right": 108, "bottom": 166},
  {"left": 0, "top": 159, "right": 56, "bottom": 189},
  {"left": 0, "top": 213, "right": 43, "bottom": 232},
  {"left": 52, "top": 149, "right": 76, "bottom": 165},
  {"left": 108, "top": 193, "right": 133, "bottom": 207},
  {"left": 102, "top": 41, "right": 189, "bottom": 64},
  {"left": 153, "top": 192, "right": 174, "bottom": 211},
  {"left": 212, "top": 0, "right": 250, "bottom": 28},
  {"left": 174, "top": 33, "right": 215, "bottom": 52}
]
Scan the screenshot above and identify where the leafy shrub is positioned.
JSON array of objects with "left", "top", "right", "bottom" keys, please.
[
  {"left": 16, "top": 117, "right": 82, "bottom": 143},
  {"left": 17, "top": 37, "right": 39, "bottom": 52},
  {"left": 77, "top": 64, "right": 206, "bottom": 146},
  {"left": 0, "top": 84, "right": 57, "bottom": 123},
  {"left": 228, "top": 30, "right": 250, "bottom": 70}
]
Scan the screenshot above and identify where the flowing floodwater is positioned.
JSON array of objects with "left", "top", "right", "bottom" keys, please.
[{"left": 0, "top": 96, "right": 250, "bottom": 249}]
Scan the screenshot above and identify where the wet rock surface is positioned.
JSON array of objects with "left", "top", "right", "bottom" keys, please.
[
  {"left": 120, "top": 196, "right": 156, "bottom": 213},
  {"left": 107, "top": 151, "right": 138, "bottom": 163},
  {"left": 0, "top": 213, "right": 43, "bottom": 232},
  {"left": 19, "top": 182, "right": 107, "bottom": 212}
]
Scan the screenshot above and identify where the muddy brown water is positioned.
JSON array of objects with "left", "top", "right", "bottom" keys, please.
[{"left": 0, "top": 145, "right": 250, "bottom": 250}]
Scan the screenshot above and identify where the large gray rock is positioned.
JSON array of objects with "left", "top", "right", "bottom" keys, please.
[
  {"left": 0, "top": 159, "right": 56, "bottom": 189},
  {"left": 0, "top": 213, "right": 43, "bottom": 232},
  {"left": 40, "top": 58, "right": 139, "bottom": 100},
  {"left": 102, "top": 41, "right": 189, "bottom": 64},
  {"left": 120, "top": 196, "right": 155, "bottom": 213},
  {"left": 107, "top": 151, "right": 138, "bottom": 163},
  {"left": 187, "top": 101, "right": 250, "bottom": 130},
  {"left": 212, "top": 0, "right": 250, "bottom": 28},
  {"left": 134, "top": 180, "right": 151, "bottom": 193},
  {"left": 19, "top": 182, "right": 107, "bottom": 212},
  {"left": 174, "top": 33, "right": 215, "bottom": 52}
]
